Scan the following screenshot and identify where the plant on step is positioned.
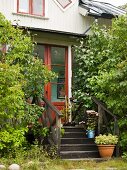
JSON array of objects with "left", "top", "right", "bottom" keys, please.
[
  {"left": 95, "top": 134, "right": 118, "bottom": 145},
  {"left": 95, "top": 134, "right": 118, "bottom": 158},
  {"left": 86, "top": 111, "right": 98, "bottom": 130}
]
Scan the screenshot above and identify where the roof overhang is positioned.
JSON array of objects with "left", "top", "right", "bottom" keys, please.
[
  {"left": 79, "top": 0, "right": 126, "bottom": 19},
  {"left": 19, "top": 26, "right": 87, "bottom": 38}
]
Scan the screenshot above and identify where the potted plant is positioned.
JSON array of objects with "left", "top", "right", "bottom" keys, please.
[
  {"left": 95, "top": 134, "right": 118, "bottom": 158},
  {"left": 86, "top": 123, "right": 96, "bottom": 138},
  {"left": 86, "top": 110, "right": 98, "bottom": 138}
]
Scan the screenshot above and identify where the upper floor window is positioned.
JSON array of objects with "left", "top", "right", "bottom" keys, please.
[
  {"left": 17, "top": 0, "right": 45, "bottom": 16},
  {"left": 56, "top": 0, "right": 72, "bottom": 8}
]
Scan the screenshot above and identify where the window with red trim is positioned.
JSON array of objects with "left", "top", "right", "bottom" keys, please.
[
  {"left": 56, "top": 0, "right": 72, "bottom": 8},
  {"left": 17, "top": 0, "right": 45, "bottom": 16}
]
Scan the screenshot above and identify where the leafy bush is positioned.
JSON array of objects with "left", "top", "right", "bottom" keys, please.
[
  {"left": 0, "top": 13, "right": 56, "bottom": 155},
  {"left": 73, "top": 15, "right": 127, "bottom": 152}
]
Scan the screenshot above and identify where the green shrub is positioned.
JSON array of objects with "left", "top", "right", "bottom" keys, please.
[
  {"left": 73, "top": 15, "right": 127, "bottom": 152},
  {"left": 0, "top": 13, "right": 56, "bottom": 155}
]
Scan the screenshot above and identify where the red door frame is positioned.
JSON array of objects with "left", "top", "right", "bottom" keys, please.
[{"left": 43, "top": 44, "right": 68, "bottom": 106}]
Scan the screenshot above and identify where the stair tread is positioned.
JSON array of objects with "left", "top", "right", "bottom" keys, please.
[
  {"left": 62, "top": 158, "right": 106, "bottom": 161},
  {"left": 61, "top": 143, "right": 96, "bottom": 146},
  {"left": 64, "top": 132, "right": 85, "bottom": 133},
  {"left": 63, "top": 126, "right": 84, "bottom": 129},
  {"left": 60, "top": 150, "right": 98, "bottom": 154},
  {"left": 62, "top": 137, "right": 94, "bottom": 139},
  {"left": 60, "top": 125, "right": 99, "bottom": 159}
]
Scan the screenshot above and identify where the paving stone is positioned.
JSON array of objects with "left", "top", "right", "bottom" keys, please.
[
  {"left": 0, "top": 165, "right": 6, "bottom": 169},
  {"left": 8, "top": 164, "right": 20, "bottom": 170}
]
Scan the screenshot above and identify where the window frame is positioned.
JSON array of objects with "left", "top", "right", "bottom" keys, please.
[{"left": 17, "top": 0, "right": 45, "bottom": 16}]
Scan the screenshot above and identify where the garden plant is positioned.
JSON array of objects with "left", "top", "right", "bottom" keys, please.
[
  {"left": 0, "top": 12, "right": 56, "bottom": 156},
  {"left": 73, "top": 15, "right": 127, "bottom": 155}
]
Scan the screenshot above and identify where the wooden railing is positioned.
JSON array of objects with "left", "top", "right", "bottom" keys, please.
[
  {"left": 91, "top": 96, "right": 119, "bottom": 156},
  {"left": 91, "top": 96, "right": 119, "bottom": 136},
  {"left": 70, "top": 95, "right": 119, "bottom": 156},
  {"left": 42, "top": 97, "right": 62, "bottom": 155}
]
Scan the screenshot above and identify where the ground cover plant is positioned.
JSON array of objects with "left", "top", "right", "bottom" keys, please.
[{"left": 73, "top": 15, "right": 127, "bottom": 154}]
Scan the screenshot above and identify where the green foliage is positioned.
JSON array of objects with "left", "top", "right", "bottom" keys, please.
[
  {"left": 61, "top": 128, "right": 65, "bottom": 137},
  {"left": 25, "top": 103, "right": 44, "bottom": 125},
  {"left": 24, "top": 103, "right": 49, "bottom": 142},
  {"left": 95, "top": 134, "right": 118, "bottom": 145},
  {"left": 47, "top": 145, "right": 58, "bottom": 159},
  {"left": 24, "top": 57, "right": 56, "bottom": 99},
  {"left": 0, "top": 13, "right": 56, "bottom": 155},
  {"left": 122, "top": 152, "right": 127, "bottom": 159},
  {"left": 0, "top": 146, "right": 50, "bottom": 170},
  {"left": 73, "top": 23, "right": 109, "bottom": 107},
  {"left": 74, "top": 15, "right": 127, "bottom": 151}
]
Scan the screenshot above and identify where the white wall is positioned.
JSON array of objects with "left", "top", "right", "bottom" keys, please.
[{"left": 0, "top": 0, "right": 98, "bottom": 35}]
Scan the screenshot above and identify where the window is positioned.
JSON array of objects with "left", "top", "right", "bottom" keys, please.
[
  {"left": 56, "top": 0, "right": 72, "bottom": 8},
  {"left": 17, "top": 0, "right": 45, "bottom": 16}
]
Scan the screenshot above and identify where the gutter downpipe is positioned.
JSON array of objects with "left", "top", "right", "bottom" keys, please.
[{"left": 82, "top": 17, "right": 98, "bottom": 35}]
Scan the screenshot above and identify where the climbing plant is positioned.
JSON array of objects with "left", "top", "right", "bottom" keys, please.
[{"left": 73, "top": 15, "right": 127, "bottom": 152}]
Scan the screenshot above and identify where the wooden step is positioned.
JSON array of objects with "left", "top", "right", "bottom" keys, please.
[
  {"left": 61, "top": 138, "right": 94, "bottom": 144},
  {"left": 60, "top": 150, "right": 100, "bottom": 159},
  {"left": 60, "top": 143, "right": 98, "bottom": 151},
  {"left": 63, "top": 126, "right": 85, "bottom": 132},
  {"left": 60, "top": 125, "right": 99, "bottom": 159},
  {"left": 63, "top": 132, "right": 86, "bottom": 138}
]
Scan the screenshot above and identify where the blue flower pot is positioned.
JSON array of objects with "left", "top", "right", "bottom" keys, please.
[{"left": 87, "top": 130, "right": 95, "bottom": 138}]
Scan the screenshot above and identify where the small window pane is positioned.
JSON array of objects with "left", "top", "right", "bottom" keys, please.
[
  {"left": 34, "top": 44, "right": 45, "bottom": 62},
  {"left": 33, "top": 0, "right": 43, "bottom": 15},
  {"left": 18, "top": 0, "right": 29, "bottom": 13},
  {"left": 52, "top": 66, "right": 65, "bottom": 79},
  {"left": 51, "top": 83, "right": 65, "bottom": 102},
  {"left": 51, "top": 47, "right": 65, "bottom": 65},
  {"left": 56, "top": 0, "right": 72, "bottom": 8}
]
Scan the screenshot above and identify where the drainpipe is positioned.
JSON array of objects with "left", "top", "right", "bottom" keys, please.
[{"left": 82, "top": 17, "right": 98, "bottom": 35}]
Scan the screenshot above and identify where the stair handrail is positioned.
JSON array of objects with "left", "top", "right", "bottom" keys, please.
[
  {"left": 91, "top": 96, "right": 119, "bottom": 136},
  {"left": 43, "top": 97, "right": 63, "bottom": 155}
]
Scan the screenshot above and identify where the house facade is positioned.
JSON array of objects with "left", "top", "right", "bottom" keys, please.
[{"left": 0, "top": 0, "right": 125, "bottom": 116}]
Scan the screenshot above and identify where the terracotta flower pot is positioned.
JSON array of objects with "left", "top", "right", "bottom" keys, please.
[{"left": 97, "top": 145, "right": 115, "bottom": 158}]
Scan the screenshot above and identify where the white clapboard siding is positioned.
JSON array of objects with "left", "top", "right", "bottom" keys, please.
[{"left": 0, "top": 0, "right": 111, "bottom": 35}]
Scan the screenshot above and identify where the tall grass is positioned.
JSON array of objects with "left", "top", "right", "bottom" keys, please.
[{"left": 0, "top": 145, "right": 127, "bottom": 170}]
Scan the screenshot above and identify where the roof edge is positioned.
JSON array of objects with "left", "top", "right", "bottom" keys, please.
[{"left": 19, "top": 26, "right": 86, "bottom": 37}]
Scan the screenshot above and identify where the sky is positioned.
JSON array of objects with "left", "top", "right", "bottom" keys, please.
[{"left": 96, "top": 0, "right": 127, "bottom": 6}]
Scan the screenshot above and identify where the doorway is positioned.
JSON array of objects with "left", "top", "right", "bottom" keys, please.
[{"left": 35, "top": 44, "right": 68, "bottom": 111}]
